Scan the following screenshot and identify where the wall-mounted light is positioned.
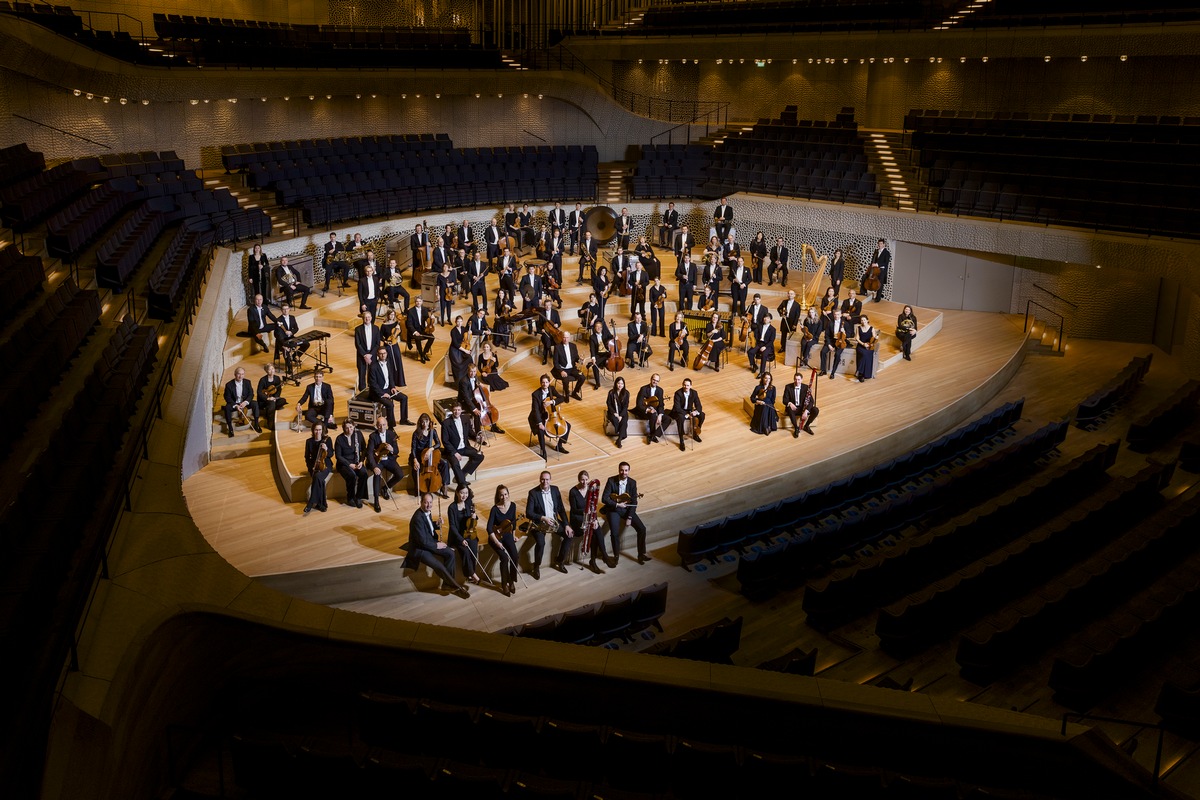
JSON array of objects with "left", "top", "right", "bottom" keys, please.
[
  {"left": 142, "top": 99, "right": 150, "bottom": 105},
  {"left": 72, "top": 89, "right": 81, "bottom": 96}
]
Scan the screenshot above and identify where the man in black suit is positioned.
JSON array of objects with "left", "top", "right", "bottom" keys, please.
[
  {"left": 409, "top": 223, "right": 430, "bottom": 272},
  {"left": 322, "top": 232, "right": 346, "bottom": 292},
  {"left": 748, "top": 313, "right": 777, "bottom": 378},
  {"left": 441, "top": 401, "right": 484, "bottom": 489},
  {"left": 616, "top": 207, "right": 633, "bottom": 250},
  {"left": 634, "top": 372, "right": 666, "bottom": 443},
  {"left": 671, "top": 377, "right": 704, "bottom": 452},
  {"left": 246, "top": 293, "right": 276, "bottom": 354},
  {"left": 870, "top": 238, "right": 891, "bottom": 302},
  {"left": 368, "top": 346, "right": 411, "bottom": 429},
  {"left": 747, "top": 294, "right": 769, "bottom": 327},
  {"left": 381, "top": 257, "right": 410, "bottom": 311},
  {"left": 298, "top": 369, "right": 335, "bottom": 428},
  {"left": 626, "top": 312, "right": 650, "bottom": 368},
  {"left": 578, "top": 231, "right": 598, "bottom": 283},
  {"left": 769, "top": 237, "right": 789, "bottom": 287},
  {"left": 728, "top": 258, "right": 749, "bottom": 316},
  {"left": 467, "top": 253, "right": 489, "bottom": 312},
  {"left": 407, "top": 492, "right": 469, "bottom": 597},
  {"left": 458, "top": 363, "right": 504, "bottom": 435},
  {"left": 602, "top": 461, "right": 647, "bottom": 566},
  {"left": 721, "top": 233, "right": 741, "bottom": 269},
  {"left": 406, "top": 297, "right": 434, "bottom": 363},
  {"left": 485, "top": 217, "right": 503, "bottom": 268},
  {"left": 840, "top": 289, "right": 863, "bottom": 323},
  {"left": 820, "top": 310, "right": 849, "bottom": 379},
  {"left": 536, "top": 298, "right": 563, "bottom": 367},
  {"left": 367, "top": 416, "right": 406, "bottom": 510},
  {"left": 457, "top": 219, "right": 475, "bottom": 255},
  {"left": 552, "top": 339, "right": 587, "bottom": 400},
  {"left": 518, "top": 262, "right": 542, "bottom": 313},
  {"left": 782, "top": 372, "right": 819, "bottom": 438},
  {"left": 525, "top": 470, "right": 574, "bottom": 579},
  {"left": 275, "top": 256, "right": 311, "bottom": 309},
  {"left": 658, "top": 202, "right": 679, "bottom": 247},
  {"left": 548, "top": 202, "right": 567, "bottom": 236},
  {"left": 777, "top": 290, "right": 802, "bottom": 342},
  {"left": 529, "top": 374, "right": 572, "bottom": 460},
  {"left": 713, "top": 197, "right": 734, "bottom": 242},
  {"left": 272, "top": 302, "right": 303, "bottom": 364},
  {"left": 431, "top": 238, "right": 450, "bottom": 273},
  {"left": 354, "top": 310, "right": 380, "bottom": 390},
  {"left": 675, "top": 224, "right": 695, "bottom": 261},
  {"left": 567, "top": 202, "right": 584, "bottom": 255},
  {"left": 223, "top": 367, "right": 261, "bottom": 436},
  {"left": 675, "top": 253, "right": 696, "bottom": 311},
  {"left": 334, "top": 419, "right": 369, "bottom": 508}
]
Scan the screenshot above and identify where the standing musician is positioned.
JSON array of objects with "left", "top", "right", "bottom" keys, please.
[
  {"left": 406, "top": 297, "right": 435, "bottom": 363},
  {"left": 769, "top": 237, "right": 790, "bottom": 287},
  {"left": 246, "top": 293, "right": 276, "bottom": 355},
  {"left": 713, "top": 197, "right": 734, "bottom": 242},
  {"left": 548, "top": 202, "right": 568, "bottom": 238},
  {"left": 570, "top": 470, "right": 607, "bottom": 573},
  {"left": 459, "top": 362, "right": 506, "bottom": 435},
  {"left": 820, "top": 309, "right": 849, "bottom": 379},
  {"left": 492, "top": 288, "right": 515, "bottom": 349},
  {"left": 441, "top": 401, "right": 484, "bottom": 490},
  {"left": 800, "top": 306, "right": 823, "bottom": 368},
  {"left": 497, "top": 248, "right": 520, "bottom": 299},
  {"left": 870, "top": 239, "right": 891, "bottom": 302},
  {"left": 855, "top": 314, "right": 878, "bottom": 383},
  {"left": 409, "top": 223, "right": 430, "bottom": 273},
  {"left": 503, "top": 204, "right": 520, "bottom": 247},
  {"left": 485, "top": 216, "right": 503, "bottom": 269},
  {"left": 298, "top": 369, "right": 335, "bottom": 429},
  {"left": 457, "top": 219, "right": 476, "bottom": 258},
  {"left": 369, "top": 346, "right": 412, "bottom": 429},
  {"left": 529, "top": 374, "right": 572, "bottom": 459},
  {"left": 578, "top": 230, "right": 599, "bottom": 282},
  {"left": 567, "top": 202, "right": 585, "bottom": 257},
  {"left": 675, "top": 253, "right": 697, "bottom": 311},
  {"left": 748, "top": 312, "right": 777, "bottom": 379},
  {"left": 607, "top": 375, "right": 630, "bottom": 448},
  {"left": 275, "top": 256, "right": 311, "bottom": 309},
  {"left": 447, "top": 485, "right": 482, "bottom": 585},
  {"left": 410, "top": 413, "right": 451, "bottom": 498},
  {"left": 544, "top": 249, "right": 564, "bottom": 308},
  {"left": 629, "top": 259, "right": 649, "bottom": 319},
  {"left": 536, "top": 297, "right": 563, "bottom": 367},
  {"left": 671, "top": 377, "right": 705, "bottom": 452},
  {"left": 223, "top": 367, "right": 261, "bottom": 437},
  {"left": 382, "top": 258, "right": 410, "bottom": 312},
  {"left": 358, "top": 260, "right": 383, "bottom": 319},
  {"left": 256, "top": 363, "right": 287, "bottom": 430},
  {"left": 247, "top": 244, "right": 271, "bottom": 302},
  {"left": 841, "top": 289, "right": 863, "bottom": 325},
  {"left": 749, "top": 231, "right": 768, "bottom": 284},
  {"left": 667, "top": 311, "right": 690, "bottom": 372},
  {"left": 367, "top": 416, "right": 405, "bottom": 511},
  {"left": 611, "top": 246, "right": 631, "bottom": 297},
  {"left": 782, "top": 372, "right": 819, "bottom": 438},
  {"left": 829, "top": 247, "right": 846, "bottom": 297},
  {"left": 487, "top": 485, "right": 520, "bottom": 597},
  {"left": 525, "top": 470, "right": 573, "bottom": 580},
  {"left": 728, "top": 257, "right": 750, "bottom": 316},
  {"left": 658, "top": 201, "right": 679, "bottom": 247},
  {"left": 602, "top": 461, "right": 648, "bottom": 566},
  {"left": 518, "top": 204, "right": 535, "bottom": 247},
  {"left": 322, "top": 232, "right": 347, "bottom": 292},
  {"left": 634, "top": 373, "right": 666, "bottom": 444},
  {"left": 408, "top": 492, "right": 470, "bottom": 598},
  {"left": 468, "top": 251, "right": 489, "bottom": 313},
  {"left": 777, "top": 289, "right": 803, "bottom": 342},
  {"left": 518, "top": 261, "right": 543, "bottom": 313},
  {"left": 648, "top": 277, "right": 668, "bottom": 337},
  {"left": 303, "top": 421, "right": 332, "bottom": 515},
  {"left": 626, "top": 312, "right": 651, "bottom": 368},
  {"left": 587, "top": 318, "right": 611, "bottom": 390},
  {"left": 592, "top": 266, "right": 612, "bottom": 321},
  {"left": 273, "top": 302, "right": 303, "bottom": 365},
  {"left": 335, "top": 419, "right": 369, "bottom": 509},
  {"left": 703, "top": 311, "right": 726, "bottom": 372},
  {"left": 896, "top": 305, "right": 919, "bottom": 361},
  {"left": 553, "top": 337, "right": 587, "bottom": 400},
  {"left": 354, "top": 310, "right": 380, "bottom": 391},
  {"left": 675, "top": 224, "right": 695, "bottom": 261},
  {"left": 616, "top": 207, "right": 633, "bottom": 250},
  {"left": 436, "top": 262, "right": 455, "bottom": 326}
]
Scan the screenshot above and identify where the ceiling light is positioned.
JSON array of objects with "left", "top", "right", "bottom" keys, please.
[
  {"left": 537, "top": 94, "right": 543, "bottom": 99},
  {"left": 119, "top": 98, "right": 127, "bottom": 104},
  {"left": 960, "top": 57, "right": 966, "bottom": 63},
  {"left": 401, "top": 93, "right": 406, "bottom": 99},
  {"left": 981, "top": 56, "right": 988, "bottom": 62},
  {"left": 141, "top": 100, "right": 149, "bottom": 105},
  {"left": 72, "top": 89, "right": 81, "bottom": 96}
]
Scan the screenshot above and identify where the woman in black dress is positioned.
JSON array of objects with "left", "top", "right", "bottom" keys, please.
[
  {"left": 409, "top": 413, "right": 450, "bottom": 497},
  {"left": 855, "top": 314, "right": 877, "bottom": 382},
  {"left": 304, "top": 422, "right": 332, "bottom": 514},
  {"left": 487, "top": 484, "right": 520, "bottom": 596},
  {"left": 896, "top": 305, "right": 918, "bottom": 361},
  {"left": 820, "top": 286, "right": 839, "bottom": 314},
  {"left": 749, "top": 231, "right": 768, "bottom": 284},
  {"left": 606, "top": 375, "right": 630, "bottom": 448},
  {"left": 378, "top": 307, "right": 405, "bottom": 375},
  {"left": 593, "top": 265, "right": 611, "bottom": 320},
  {"left": 491, "top": 288, "right": 516, "bottom": 349},
  {"left": 750, "top": 372, "right": 778, "bottom": 435},
  {"left": 447, "top": 484, "right": 482, "bottom": 585},
  {"left": 476, "top": 341, "right": 510, "bottom": 391},
  {"left": 704, "top": 311, "right": 725, "bottom": 372},
  {"left": 829, "top": 248, "right": 846, "bottom": 296}
]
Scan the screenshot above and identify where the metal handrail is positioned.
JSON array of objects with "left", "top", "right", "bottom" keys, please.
[
  {"left": 1032, "top": 281, "right": 1080, "bottom": 309},
  {"left": 1024, "top": 299, "right": 1065, "bottom": 352},
  {"left": 650, "top": 102, "right": 731, "bottom": 146},
  {"left": 1061, "top": 712, "right": 1164, "bottom": 786}
]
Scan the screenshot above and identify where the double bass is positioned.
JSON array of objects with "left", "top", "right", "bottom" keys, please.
[
  {"left": 863, "top": 262, "right": 882, "bottom": 296},
  {"left": 474, "top": 382, "right": 500, "bottom": 429},
  {"left": 607, "top": 318, "right": 625, "bottom": 373}
]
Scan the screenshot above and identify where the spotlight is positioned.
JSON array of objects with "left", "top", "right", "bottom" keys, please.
[
  {"left": 72, "top": 89, "right": 81, "bottom": 96},
  {"left": 261, "top": 97, "right": 267, "bottom": 102},
  {"left": 960, "top": 57, "right": 966, "bottom": 63},
  {"left": 1044, "top": 56, "right": 1051, "bottom": 62},
  {"left": 401, "top": 93, "right": 407, "bottom": 99},
  {"left": 793, "top": 58, "right": 798, "bottom": 64},
  {"left": 119, "top": 98, "right": 127, "bottom": 104},
  {"left": 325, "top": 94, "right": 331, "bottom": 99},
  {"left": 1120, "top": 54, "right": 1128, "bottom": 61},
  {"left": 982, "top": 56, "right": 988, "bottom": 62},
  {"left": 842, "top": 58, "right": 848, "bottom": 64},
  {"left": 904, "top": 57, "right": 910, "bottom": 63},
  {"left": 308, "top": 95, "right": 314, "bottom": 100},
  {"left": 475, "top": 93, "right": 481, "bottom": 98},
  {"left": 355, "top": 93, "right": 361, "bottom": 99},
  {"left": 371, "top": 94, "right": 376, "bottom": 98},
  {"left": 1080, "top": 55, "right": 1087, "bottom": 62},
  {"left": 141, "top": 99, "right": 149, "bottom": 105},
  {"left": 929, "top": 57, "right": 936, "bottom": 63}
]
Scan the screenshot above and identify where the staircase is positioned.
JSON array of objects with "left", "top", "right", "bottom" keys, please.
[
  {"left": 596, "top": 161, "right": 633, "bottom": 206},
  {"left": 201, "top": 171, "right": 297, "bottom": 238},
  {"left": 1026, "top": 317, "right": 1067, "bottom": 356},
  {"left": 862, "top": 130, "right": 920, "bottom": 212}
]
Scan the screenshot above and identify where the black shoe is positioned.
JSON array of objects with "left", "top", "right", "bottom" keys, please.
[
  {"left": 555, "top": 443, "right": 570, "bottom": 454},
  {"left": 616, "top": 438, "right": 623, "bottom": 448},
  {"left": 531, "top": 566, "right": 541, "bottom": 580},
  {"left": 437, "top": 488, "right": 450, "bottom": 499},
  {"left": 818, "top": 370, "right": 827, "bottom": 377},
  {"left": 491, "top": 424, "right": 505, "bottom": 434},
  {"left": 668, "top": 363, "right": 673, "bottom": 371},
  {"left": 509, "top": 583, "right": 517, "bottom": 596},
  {"left": 501, "top": 584, "right": 511, "bottom": 597},
  {"left": 637, "top": 554, "right": 649, "bottom": 565},
  {"left": 381, "top": 488, "right": 390, "bottom": 500},
  {"left": 793, "top": 428, "right": 800, "bottom": 439},
  {"left": 588, "top": 561, "right": 605, "bottom": 574},
  {"left": 571, "top": 391, "right": 583, "bottom": 401},
  {"left": 400, "top": 419, "right": 416, "bottom": 426},
  {"left": 553, "top": 561, "right": 567, "bottom": 574},
  {"left": 318, "top": 504, "right": 328, "bottom": 512},
  {"left": 373, "top": 501, "right": 381, "bottom": 513},
  {"left": 454, "top": 586, "right": 471, "bottom": 599},
  {"left": 304, "top": 504, "right": 312, "bottom": 515},
  {"left": 693, "top": 434, "right": 702, "bottom": 443},
  {"left": 253, "top": 423, "right": 262, "bottom": 433},
  {"left": 804, "top": 425, "right": 815, "bottom": 435},
  {"left": 540, "top": 450, "right": 548, "bottom": 460},
  {"left": 300, "top": 304, "right": 311, "bottom": 310},
  {"left": 227, "top": 431, "right": 235, "bottom": 438},
  {"left": 679, "top": 441, "right": 686, "bottom": 452},
  {"left": 857, "top": 376, "right": 865, "bottom": 383}
]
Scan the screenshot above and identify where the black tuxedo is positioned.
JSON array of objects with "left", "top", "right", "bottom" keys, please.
[
  {"left": 552, "top": 342, "right": 586, "bottom": 397},
  {"left": 841, "top": 298, "right": 863, "bottom": 323},
  {"left": 821, "top": 317, "right": 849, "bottom": 377},
  {"left": 322, "top": 240, "right": 346, "bottom": 289},
  {"left": 485, "top": 225, "right": 503, "bottom": 262},
  {"left": 525, "top": 484, "right": 569, "bottom": 568},
  {"left": 354, "top": 322, "right": 381, "bottom": 389},
  {"left": 675, "top": 260, "right": 697, "bottom": 309},
  {"left": 829, "top": 254, "right": 845, "bottom": 293},
  {"left": 275, "top": 262, "right": 310, "bottom": 307},
  {"left": 298, "top": 381, "right": 335, "bottom": 426},
  {"left": 675, "top": 231, "right": 696, "bottom": 258},
  {"left": 871, "top": 245, "right": 891, "bottom": 299},
  {"left": 406, "top": 306, "right": 434, "bottom": 360},
  {"left": 602, "top": 474, "right": 647, "bottom": 562},
  {"left": 247, "top": 302, "right": 276, "bottom": 352},
  {"left": 659, "top": 208, "right": 680, "bottom": 246},
  {"left": 749, "top": 322, "right": 777, "bottom": 375},
  {"left": 782, "top": 381, "right": 819, "bottom": 432},
  {"left": 407, "top": 508, "right": 459, "bottom": 588},
  {"left": 549, "top": 208, "right": 567, "bottom": 233},
  {"left": 368, "top": 357, "right": 407, "bottom": 427},
  {"left": 671, "top": 387, "right": 705, "bottom": 448},
  {"left": 273, "top": 312, "right": 301, "bottom": 362},
  {"left": 769, "top": 245, "right": 790, "bottom": 285},
  {"left": 713, "top": 202, "right": 734, "bottom": 241},
  {"left": 335, "top": 430, "right": 369, "bottom": 502},
  {"left": 441, "top": 413, "right": 484, "bottom": 487},
  {"left": 634, "top": 383, "right": 666, "bottom": 439},
  {"left": 528, "top": 386, "right": 571, "bottom": 457},
  {"left": 567, "top": 208, "right": 585, "bottom": 252},
  {"left": 222, "top": 377, "right": 259, "bottom": 432},
  {"left": 777, "top": 299, "right": 802, "bottom": 339}
]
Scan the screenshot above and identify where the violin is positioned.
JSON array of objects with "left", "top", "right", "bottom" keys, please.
[
  {"left": 674, "top": 325, "right": 688, "bottom": 349},
  {"left": 610, "top": 491, "right": 644, "bottom": 506},
  {"left": 459, "top": 331, "right": 475, "bottom": 355},
  {"left": 314, "top": 439, "right": 328, "bottom": 472},
  {"left": 608, "top": 317, "right": 625, "bottom": 372},
  {"left": 835, "top": 330, "right": 848, "bottom": 349},
  {"left": 374, "top": 441, "right": 392, "bottom": 463},
  {"left": 497, "top": 513, "right": 534, "bottom": 540},
  {"left": 701, "top": 294, "right": 717, "bottom": 312}
]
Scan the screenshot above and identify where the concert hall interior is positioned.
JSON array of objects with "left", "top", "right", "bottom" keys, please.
[{"left": 5, "top": 1, "right": 1200, "bottom": 798}]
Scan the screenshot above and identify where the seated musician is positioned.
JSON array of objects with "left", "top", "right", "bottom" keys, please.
[
  {"left": 588, "top": 319, "right": 611, "bottom": 389},
  {"left": 553, "top": 338, "right": 587, "bottom": 400},
  {"left": 820, "top": 309, "right": 849, "bottom": 379},
  {"left": 671, "top": 377, "right": 705, "bottom": 452},
  {"left": 335, "top": 419, "right": 369, "bottom": 509},
  {"left": 820, "top": 286, "right": 839, "bottom": 314},
  {"left": 223, "top": 367, "right": 261, "bottom": 437},
  {"left": 367, "top": 416, "right": 405, "bottom": 511},
  {"left": 459, "top": 362, "right": 505, "bottom": 435},
  {"left": 297, "top": 369, "right": 335, "bottom": 428},
  {"left": 410, "top": 413, "right": 451, "bottom": 499},
  {"left": 382, "top": 258, "right": 409, "bottom": 312},
  {"left": 747, "top": 312, "right": 777, "bottom": 379},
  {"left": 536, "top": 297, "right": 563, "bottom": 367},
  {"left": 405, "top": 297, "right": 435, "bottom": 363},
  {"left": 607, "top": 375, "right": 630, "bottom": 448},
  {"left": 626, "top": 312, "right": 651, "bottom": 369},
  {"left": 703, "top": 311, "right": 726, "bottom": 372},
  {"left": 369, "top": 347, "right": 413, "bottom": 429},
  {"left": 407, "top": 492, "right": 470, "bottom": 598},
  {"left": 448, "top": 316, "right": 472, "bottom": 384},
  {"left": 800, "top": 306, "right": 823, "bottom": 368},
  {"left": 246, "top": 293, "right": 276, "bottom": 354},
  {"left": 273, "top": 302, "right": 305, "bottom": 364},
  {"left": 667, "top": 311, "right": 690, "bottom": 372},
  {"left": 840, "top": 289, "right": 863, "bottom": 323},
  {"left": 468, "top": 305, "right": 491, "bottom": 346},
  {"left": 529, "top": 374, "right": 572, "bottom": 460},
  {"left": 782, "top": 371, "right": 819, "bottom": 438},
  {"left": 256, "top": 363, "right": 287, "bottom": 431},
  {"left": 579, "top": 293, "right": 601, "bottom": 337},
  {"left": 440, "top": 401, "right": 484, "bottom": 490},
  {"left": 275, "top": 256, "right": 311, "bottom": 309},
  {"left": 476, "top": 342, "right": 509, "bottom": 392},
  {"left": 634, "top": 372, "right": 666, "bottom": 444}
]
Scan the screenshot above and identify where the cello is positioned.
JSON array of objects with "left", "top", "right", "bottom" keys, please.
[
  {"left": 544, "top": 394, "right": 569, "bottom": 438},
  {"left": 607, "top": 318, "right": 625, "bottom": 373},
  {"left": 474, "top": 382, "right": 500, "bottom": 430},
  {"left": 692, "top": 335, "right": 715, "bottom": 371},
  {"left": 416, "top": 442, "right": 444, "bottom": 497}
]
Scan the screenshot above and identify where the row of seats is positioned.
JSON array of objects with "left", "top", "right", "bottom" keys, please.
[
  {"left": 48, "top": 179, "right": 147, "bottom": 260},
  {"left": 958, "top": 480, "right": 1197, "bottom": 684},
  {"left": 878, "top": 447, "right": 1170, "bottom": 655},
  {"left": 631, "top": 143, "right": 707, "bottom": 198},
  {"left": 95, "top": 199, "right": 174, "bottom": 289},
  {"left": 680, "top": 399, "right": 1025, "bottom": 569},
  {"left": 906, "top": 108, "right": 1200, "bottom": 140},
  {"left": 0, "top": 142, "right": 45, "bottom": 188},
  {"left": 497, "top": 582, "right": 667, "bottom": 645},
  {"left": 221, "top": 133, "right": 452, "bottom": 171},
  {"left": 1126, "top": 379, "right": 1200, "bottom": 453},
  {"left": 0, "top": 2, "right": 81, "bottom": 36},
  {"left": 0, "top": 245, "right": 45, "bottom": 320},
  {"left": 802, "top": 424, "right": 1111, "bottom": 628},
  {"left": 148, "top": 224, "right": 213, "bottom": 320},
  {"left": 1075, "top": 353, "right": 1152, "bottom": 427},
  {"left": 643, "top": 615, "right": 743, "bottom": 664},
  {"left": 196, "top": 41, "right": 502, "bottom": 69},
  {"left": 637, "top": 0, "right": 937, "bottom": 35},
  {"left": 0, "top": 160, "right": 93, "bottom": 230},
  {"left": 153, "top": 13, "right": 471, "bottom": 48}
]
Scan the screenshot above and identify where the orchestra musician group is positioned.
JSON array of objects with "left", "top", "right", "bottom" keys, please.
[{"left": 236, "top": 209, "right": 913, "bottom": 597}]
